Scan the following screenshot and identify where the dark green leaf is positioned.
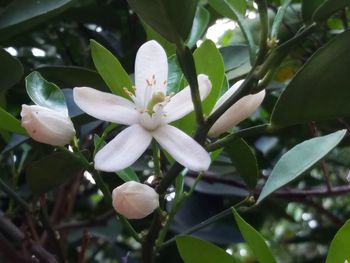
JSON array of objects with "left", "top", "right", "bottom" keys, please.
[
  {"left": 90, "top": 40, "right": 132, "bottom": 97},
  {"left": 38, "top": 66, "right": 109, "bottom": 92},
  {"left": 208, "top": 0, "right": 256, "bottom": 61},
  {"left": 0, "top": 48, "right": 23, "bottom": 91},
  {"left": 325, "top": 219, "right": 350, "bottom": 263},
  {"left": 232, "top": 209, "right": 276, "bottom": 263},
  {"left": 225, "top": 138, "right": 258, "bottom": 189},
  {"left": 313, "top": 0, "right": 350, "bottom": 22},
  {"left": 302, "top": 0, "right": 325, "bottom": 23},
  {"left": 0, "top": 0, "right": 73, "bottom": 41},
  {"left": 257, "top": 130, "right": 346, "bottom": 204},
  {"left": 271, "top": 0, "right": 292, "bottom": 38},
  {"left": 176, "top": 236, "right": 238, "bottom": 263},
  {"left": 271, "top": 30, "right": 350, "bottom": 127},
  {"left": 167, "top": 55, "right": 183, "bottom": 94},
  {"left": 143, "top": 22, "right": 175, "bottom": 56},
  {"left": 126, "top": 0, "right": 198, "bottom": 44},
  {"left": 0, "top": 106, "right": 27, "bottom": 135},
  {"left": 187, "top": 7, "right": 210, "bottom": 48},
  {"left": 26, "top": 152, "right": 84, "bottom": 195},
  {"left": 25, "top": 71, "right": 68, "bottom": 115},
  {"left": 116, "top": 168, "right": 140, "bottom": 182}
]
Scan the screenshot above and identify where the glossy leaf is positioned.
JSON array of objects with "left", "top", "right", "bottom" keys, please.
[
  {"left": 225, "top": 138, "right": 258, "bottom": 189},
  {"left": 167, "top": 55, "right": 183, "bottom": 94},
  {"left": 38, "top": 66, "right": 109, "bottom": 92},
  {"left": 126, "top": 0, "right": 198, "bottom": 44},
  {"left": 313, "top": 0, "right": 350, "bottom": 22},
  {"left": 27, "top": 152, "right": 84, "bottom": 195},
  {"left": 187, "top": 7, "right": 210, "bottom": 48},
  {"left": 232, "top": 209, "right": 276, "bottom": 263},
  {"left": 220, "top": 45, "right": 250, "bottom": 72},
  {"left": 90, "top": 40, "right": 132, "bottom": 97},
  {"left": 176, "top": 236, "right": 238, "bottom": 263},
  {"left": 0, "top": 48, "right": 23, "bottom": 91},
  {"left": 116, "top": 168, "right": 140, "bottom": 182},
  {"left": 0, "top": 0, "right": 73, "bottom": 40},
  {"left": 0, "top": 107, "right": 27, "bottom": 135},
  {"left": 257, "top": 130, "right": 346, "bottom": 204},
  {"left": 325, "top": 219, "right": 350, "bottom": 263},
  {"left": 25, "top": 71, "right": 68, "bottom": 115},
  {"left": 271, "top": 30, "right": 350, "bottom": 127},
  {"left": 208, "top": 0, "right": 256, "bottom": 61}
]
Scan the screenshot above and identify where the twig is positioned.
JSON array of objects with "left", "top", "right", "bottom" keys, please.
[{"left": 78, "top": 230, "right": 91, "bottom": 263}]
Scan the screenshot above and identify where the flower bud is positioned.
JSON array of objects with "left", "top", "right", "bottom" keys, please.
[
  {"left": 21, "top": 104, "right": 75, "bottom": 146},
  {"left": 209, "top": 80, "right": 265, "bottom": 137},
  {"left": 112, "top": 181, "right": 159, "bottom": 219}
]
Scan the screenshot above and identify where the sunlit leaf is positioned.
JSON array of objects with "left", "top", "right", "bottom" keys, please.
[{"left": 325, "top": 219, "right": 350, "bottom": 263}]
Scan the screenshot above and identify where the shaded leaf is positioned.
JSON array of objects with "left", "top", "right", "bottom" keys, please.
[
  {"left": 176, "top": 236, "right": 238, "bottom": 263},
  {"left": 225, "top": 138, "right": 258, "bottom": 189},
  {"left": 0, "top": 48, "right": 23, "bottom": 91},
  {"left": 302, "top": 0, "right": 325, "bottom": 23},
  {"left": 27, "top": 152, "right": 84, "bottom": 195},
  {"left": 167, "top": 55, "right": 183, "bottom": 94},
  {"left": 116, "top": 168, "right": 140, "bottom": 182},
  {"left": 187, "top": 7, "right": 210, "bottom": 48},
  {"left": 0, "top": 107, "right": 27, "bottom": 135},
  {"left": 25, "top": 71, "right": 68, "bottom": 115},
  {"left": 143, "top": 22, "right": 175, "bottom": 56},
  {"left": 313, "top": 0, "right": 350, "bottom": 22},
  {"left": 271, "top": 30, "right": 350, "bottom": 127},
  {"left": 90, "top": 40, "right": 132, "bottom": 97},
  {"left": 126, "top": 0, "right": 198, "bottom": 44},
  {"left": 325, "top": 219, "right": 350, "bottom": 263},
  {"left": 232, "top": 209, "right": 276, "bottom": 263},
  {"left": 219, "top": 45, "right": 250, "bottom": 72},
  {"left": 257, "top": 130, "right": 346, "bottom": 203}
]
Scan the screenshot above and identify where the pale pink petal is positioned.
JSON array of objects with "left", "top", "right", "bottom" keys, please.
[
  {"left": 94, "top": 124, "right": 152, "bottom": 172},
  {"left": 135, "top": 41, "right": 168, "bottom": 107},
  {"left": 73, "top": 87, "right": 139, "bottom": 125},
  {"left": 152, "top": 124, "right": 211, "bottom": 171},
  {"left": 163, "top": 74, "right": 212, "bottom": 123},
  {"left": 211, "top": 79, "right": 244, "bottom": 112}
]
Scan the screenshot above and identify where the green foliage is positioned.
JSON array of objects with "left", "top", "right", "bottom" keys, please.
[
  {"left": 176, "top": 236, "right": 239, "bottom": 263},
  {"left": 257, "top": 130, "right": 346, "bottom": 203},
  {"left": 187, "top": 7, "right": 210, "bottom": 48},
  {"left": 0, "top": 48, "right": 23, "bottom": 91},
  {"left": 0, "top": 106, "right": 27, "bottom": 135},
  {"left": 232, "top": 209, "right": 276, "bottom": 263},
  {"left": 325, "top": 219, "right": 350, "bottom": 263},
  {"left": 313, "top": 0, "right": 350, "bottom": 22},
  {"left": 116, "top": 168, "right": 140, "bottom": 182},
  {"left": 90, "top": 40, "right": 133, "bottom": 97},
  {"left": 25, "top": 71, "right": 68, "bottom": 114}
]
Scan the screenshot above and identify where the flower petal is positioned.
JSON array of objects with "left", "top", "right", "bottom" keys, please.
[
  {"left": 152, "top": 124, "right": 211, "bottom": 171},
  {"left": 94, "top": 124, "right": 152, "bottom": 172},
  {"left": 163, "top": 74, "right": 212, "bottom": 123},
  {"left": 73, "top": 87, "right": 139, "bottom": 125},
  {"left": 209, "top": 86, "right": 266, "bottom": 136},
  {"left": 135, "top": 40, "right": 168, "bottom": 107},
  {"left": 211, "top": 79, "right": 244, "bottom": 112}
]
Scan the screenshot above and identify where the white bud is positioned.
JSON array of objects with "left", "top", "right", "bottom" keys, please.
[
  {"left": 21, "top": 104, "right": 75, "bottom": 146},
  {"left": 112, "top": 181, "right": 159, "bottom": 219},
  {"left": 209, "top": 80, "right": 265, "bottom": 137}
]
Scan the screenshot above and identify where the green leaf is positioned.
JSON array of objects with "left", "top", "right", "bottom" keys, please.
[
  {"left": 313, "top": 0, "right": 350, "bottom": 22},
  {"left": 90, "top": 40, "right": 132, "bottom": 97},
  {"left": 194, "top": 40, "right": 225, "bottom": 115},
  {"left": 0, "top": 48, "right": 23, "bottom": 91},
  {"left": 208, "top": 0, "right": 256, "bottom": 62},
  {"left": 271, "top": 30, "right": 350, "bottom": 127},
  {"left": 0, "top": 0, "right": 73, "bottom": 41},
  {"left": 232, "top": 209, "right": 276, "bottom": 263},
  {"left": 26, "top": 152, "right": 84, "bottom": 195},
  {"left": 167, "top": 55, "right": 183, "bottom": 94},
  {"left": 225, "top": 138, "right": 258, "bottom": 189},
  {"left": 126, "top": 0, "right": 198, "bottom": 44},
  {"left": 187, "top": 6, "right": 210, "bottom": 48},
  {"left": 0, "top": 106, "right": 27, "bottom": 135},
  {"left": 325, "top": 219, "right": 350, "bottom": 263},
  {"left": 25, "top": 71, "right": 68, "bottom": 115},
  {"left": 302, "top": 0, "right": 325, "bottom": 23},
  {"left": 38, "top": 66, "right": 109, "bottom": 92},
  {"left": 176, "top": 236, "right": 238, "bottom": 263},
  {"left": 116, "top": 168, "right": 140, "bottom": 182},
  {"left": 271, "top": 0, "right": 292, "bottom": 38},
  {"left": 143, "top": 22, "right": 175, "bottom": 56},
  {"left": 257, "top": 130, "right": 346, "bottom": 204},
  {"left": 220, "top": 45, "right": 250, "bottom": 72}
]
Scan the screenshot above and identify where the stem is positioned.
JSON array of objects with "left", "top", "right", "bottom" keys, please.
[
  {"left": 152, "top": 140, "right": 161, "bottom": 177},
  {"left": 255, "top": 0, "right": 269, "bottom": 65},
  {"left": 0, "top": 177, "right": 31, "bottom": 213}
]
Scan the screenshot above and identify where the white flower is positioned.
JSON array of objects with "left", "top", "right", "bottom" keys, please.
[
  {"left": 209, "top": 80, "right": 266, "bottom": 136},
  {"left": 112, "top": 181, "right": 159, "bottom": 219},
  {"left": 73, "top": 40, "right": 212, "bottom": 172},
  {"left": 21, "top": 104, "right": 75, "bottom": 146}
]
